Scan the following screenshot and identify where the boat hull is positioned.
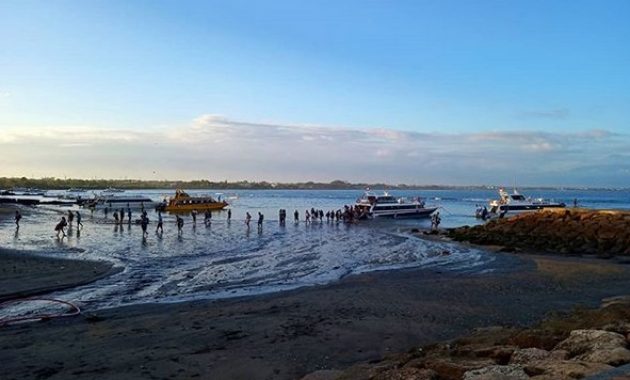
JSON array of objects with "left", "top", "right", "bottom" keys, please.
[
  {"left": 89, "top": 200, "right": 155, "bottom": 210},
  {"left": 162, "top": 203, "right": 228, "bottom": 212},
  {"left": 370, "top": 207, "right": 438, "bottom": 219}
]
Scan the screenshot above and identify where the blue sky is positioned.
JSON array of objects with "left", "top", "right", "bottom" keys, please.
[{"left": 1, "top": 1, "right": 629, "bottom": 186}]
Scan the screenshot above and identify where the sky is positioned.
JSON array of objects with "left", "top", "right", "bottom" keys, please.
[{"left": 1, "top": 0, "right": 629, "bottom": 187}]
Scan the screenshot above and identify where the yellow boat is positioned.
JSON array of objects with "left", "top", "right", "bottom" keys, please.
[{"left": 159, "top": 189, "right": 228, "bottom": 212}]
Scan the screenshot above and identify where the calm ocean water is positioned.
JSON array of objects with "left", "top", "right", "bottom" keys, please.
[{"left": 1, "top": 188, "right": 629, "bottom": 311}]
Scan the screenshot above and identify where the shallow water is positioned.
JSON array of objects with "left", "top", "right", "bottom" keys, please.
[{"left": 1, "top": 188, "right": 628, "bottom": 312}]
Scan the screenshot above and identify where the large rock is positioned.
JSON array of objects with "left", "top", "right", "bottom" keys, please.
[
  {"left": 463, "top": 364, "right": 529, "bottom": 380},
  {"left": 421, "top": 358, "right": 496, "bottom": 380},
  {"left": 510, "top": 348, "right": 551, "bottom": 364},
  {"left": 449, "top": 209, "right": 630, "bottom": 257},
  {"left": 526, "top": 359, "right": 612, "bottom": 379},
  {"left": 553, "top": 329, "right": 630, "bottom": 365}
]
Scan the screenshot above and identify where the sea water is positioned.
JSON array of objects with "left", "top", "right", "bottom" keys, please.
[{"left": 0, "top": 189, "right": 628, "bottom": 311}]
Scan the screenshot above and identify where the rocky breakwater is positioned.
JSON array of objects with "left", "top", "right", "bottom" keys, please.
[
  {"left": 448, "top": 209, "right": 630, "bottom": 257},
  {"left": 301, "top": 296, "right": 630, "bottom": 380}
]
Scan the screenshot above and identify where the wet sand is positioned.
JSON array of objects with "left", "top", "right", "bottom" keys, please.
[
  {"left": 2, "top": 250, "right": 630, "bottom": 380},
  {"left": 0, "top": 248, "right": 116, "bottom": 301}
]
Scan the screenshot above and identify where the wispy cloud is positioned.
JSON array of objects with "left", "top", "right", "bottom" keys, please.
[{"left": 0, "top": 115, "right": 628, "bottom": 186}]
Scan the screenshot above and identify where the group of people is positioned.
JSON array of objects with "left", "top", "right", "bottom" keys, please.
[
  {"left": 17, "top": 203, "right": 445, "bottom": 240},
  {"left": 53, "top": 210, "right": 83, "bottom": 237},
  {"left": 110, "top": 207, "right": 133, "bottom": 225},
  {"left": 292, "top": 206, "right": 367, "bottom": 225}
]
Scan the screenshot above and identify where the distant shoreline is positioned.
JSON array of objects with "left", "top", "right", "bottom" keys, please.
[{"left": 1, "top": 177, "right": 627, "bottom": 191}]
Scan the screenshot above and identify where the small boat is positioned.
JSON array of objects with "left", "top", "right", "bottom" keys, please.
[
  {"left": 355, "top": 191, "right": 437, "bottom": 219},
  {"left": 487, "top": 188, "right": 565, "bottom": 217},
  {"left": 66, "top": 188, "right": 87, "bottom": 193},
  {"left": 157, "top": 189, "right": 228, "bottom": 212},
  {"left": 85, "top": 195, "right": 155, "bottom": 210},
  {"left": 102, "top": 187, "right": 125, "bottom": 194},
  {"left": 12, "top": 187, "right": 47, "bottom": 196}
]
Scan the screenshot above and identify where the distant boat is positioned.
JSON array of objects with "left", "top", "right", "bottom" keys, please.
[
  {"left": 102, "top": 187, "right": 125, "bottom": 194},
  {"left": 12, "top": 187, "right": 47, "bottom": 196},
  {"left": 157, "top": 189, "right": 228, "bottom": 212},
  {"left": 85, "top": 195, "right": 155, "bottom": 210},
  {"left": 66, "top": 188, "right": 87, "bottom": 193},
  {"left": 355, "top": 191, "right": 437, "bottom": 219}
]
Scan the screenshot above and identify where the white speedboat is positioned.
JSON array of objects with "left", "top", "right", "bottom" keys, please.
[
  {"left": 488, "top": 188, "right": 565, "bottom": 217},
  {"left": 85, "top": 195, "right": 155, "bottom": 210},
  {"left": 355, "top": 191, "right": 437, "bottom": 219}
]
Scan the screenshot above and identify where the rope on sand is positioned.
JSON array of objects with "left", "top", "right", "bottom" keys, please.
[{"left": 0, "top": 298, "right": 81, "bottom": 327}]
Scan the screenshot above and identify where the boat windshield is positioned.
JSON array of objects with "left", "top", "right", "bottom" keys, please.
[
  {"left": 377, "top": 196, "right": 397, "bottom": 204},
  {"left": 511, "top": 195, "right": 526, "bottom": 201}
]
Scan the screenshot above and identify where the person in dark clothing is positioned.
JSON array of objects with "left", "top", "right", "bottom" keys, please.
[
  {"left": 294, "top": 210, "right": 299, "bottom": 223},
  {"left": 156, "top": 212, "right": 163, "bottom": 233},
  {"left": 204, "top": 210, "right": 212, "bottom": 227},
  {"left": 141, "top": 214, "right": 149, "bottom": 236},
  {"left": 227, "top": 209, "right": 232, "bottom": 223},
  {"left": 176, "top": 215, "right": 184, "bottom": 235},
  {"left": 257, "top": 212, "right": 264, "bottom": 231},
  {"left": 55, "top": 216, "right": 68, "bottom": 238},
  {"left": 67, "top": 210, "right": 74, "bottom": 228},
  {"left": 191, "top": 209, "right": 197, "bottom": 224},
  {"left": 76, "top": 211, "right": 83, "bottom": 229},
  {"left": 15, "top": 210, "right": 22, "bottom": 228}
]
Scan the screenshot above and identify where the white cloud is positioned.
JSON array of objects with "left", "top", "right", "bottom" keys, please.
[{"left": 0, "top": 116, "right": 628, "bottom": 186}]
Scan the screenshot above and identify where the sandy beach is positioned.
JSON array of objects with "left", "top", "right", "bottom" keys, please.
[
  {"left": 0, "top": 248, "right": 116, "bottom": 301},
  {"left": 2, "top": 247, "right": 630, "bottom": 380}
]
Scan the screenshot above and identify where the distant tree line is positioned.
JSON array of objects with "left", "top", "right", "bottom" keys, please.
[
  {"left": 0, "top": 177, "right": 614, "bottom": 191},
  {"left": 0, "top": 177, "right": 477, "bottom": 190}
]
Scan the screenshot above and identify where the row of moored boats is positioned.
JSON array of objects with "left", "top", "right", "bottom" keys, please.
[{"left": 0, "top": 186, "right": 566, "bottom": 219}]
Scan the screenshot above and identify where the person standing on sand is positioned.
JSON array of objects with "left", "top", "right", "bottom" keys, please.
[
  {"left": 67, "top": 210, "right": 74, "bottom": 228},
  {"left": 76, "top": 211, "right": 83, "bottom": 229},
  {"left": 156, "top": 212, "right": 163, "bottom": 233},
  {"left": 204, "top": 210, "right": 212, "bottom": 227},
  {"left": 176, "top": 215, "right": 184, "bottom": 235},
  {"left": 15, "top": 210, "right": 22, "bottom": 228},
  {"left": 305, "top": 210, "right": 310, "bottom": 224},
  {"left": 431, "top": 212, "right": 441, "bottom": 231},
  {"left": 141, "top": 214, "right": 149, "bottom": 237},
  {"left": 257, "top": 212, "right": 264, "bottom": 230},
  {"left": 127, "top": 208, "right": 132, "bottom": 224},
  {"left": 55, "top": 216, "right": 67, "bottom": 238},
  {"left": 113, "top": 211, "right": 119, "bottom": 225},
  {"left": 191, "top": 209, "right": 197, "bottom": 224},
  {"left": 245, "top": 212, "right": 251, "bottom": 228}
]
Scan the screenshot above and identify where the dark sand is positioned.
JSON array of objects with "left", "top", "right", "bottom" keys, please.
[
  {"left": 2, "top": 249, "right": 630, "bottom": 380},
  {"left": 0, "top": 248, "right": 116, "bottom": 301}
]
